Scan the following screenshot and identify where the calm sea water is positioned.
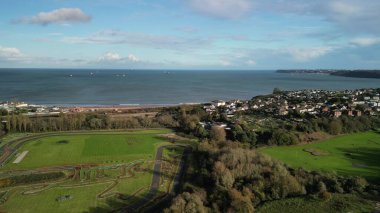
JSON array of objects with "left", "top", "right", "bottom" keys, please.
[{"left": 0, "top": 69, "right": 379, "bottom": 106}]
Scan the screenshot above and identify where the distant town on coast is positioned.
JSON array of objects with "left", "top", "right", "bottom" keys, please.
[{"left": 277, "top": 69, "right": 380, "bottom": 78}]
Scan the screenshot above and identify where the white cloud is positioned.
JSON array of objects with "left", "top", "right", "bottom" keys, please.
[
  {"left": 284, "top": 47, "right": 334, "bottom": 62},
  {"left": 220, "top": 59, "right": 231, "bottom": 66},
  {"left": 246, "top": 59, "right": 256, "bottom": 65},
  {"left": 127, "top": 54, "right": 139, "bottom": 62},
  {"left": 187, "top": 0, "right": 380, "bottom": 34},
  {"left": 16, "top": 8, "right": 91, "bottom": 25},
  {"left": 325, "top": 0, "right": 380, "bottom": 33},
  {"left": 0, "top": 45, "right": 25, "bottom": 61},
  {"left": 350, "top": 37, "right": 380, "bottom": 47},
  {"left": 329, "top": 1, "right": 359, "bottom": 16},
  {"left": 98, "top": 52, "right": 122, "bottom": 62},
  {"left": 98, "top": 52, "right": 140, "bottom": 63},
  {"left": 188, "top": 0, "right": 252, "bottom": 19},
  {"left": 268, "top": 0, "right": 380, "bottom": 34},
  {"left": 63, "top": 30, "right": 212, "bottom": 50}
]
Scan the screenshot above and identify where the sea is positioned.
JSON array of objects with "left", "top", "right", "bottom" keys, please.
[{"left": 1, "top": 69, "right": 379, "bottom": 106}]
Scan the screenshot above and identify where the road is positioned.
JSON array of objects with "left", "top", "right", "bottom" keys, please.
[{"left": 119, "top": 144, "right": 191, "bottom": 213}]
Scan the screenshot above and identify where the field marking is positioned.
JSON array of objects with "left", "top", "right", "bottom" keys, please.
[{"left": 13, "top": 151, "right": 29, "bottom": 164}]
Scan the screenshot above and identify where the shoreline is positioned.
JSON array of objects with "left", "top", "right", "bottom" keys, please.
[
  {"left": 56, "top": 103, "right": 202, "bottom": 112},
  {"left": 48, "top": 103, "right": 201, "bottom": 108}
]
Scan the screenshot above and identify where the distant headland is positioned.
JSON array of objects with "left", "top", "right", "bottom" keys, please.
[{"left": 277, "top": 69, "right": 380, "bottom": 79}]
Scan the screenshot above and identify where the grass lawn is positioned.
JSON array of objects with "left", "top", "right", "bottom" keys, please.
[
  {"left": 0, "top": 129, "right": 181, "bottom": 213},
  {"left": 0, "top": 172, "right": 154, "bottom": 213},
  {"left": 2, "top": 129, "right": 172, "bottom": 170},
  {"left": 2, "top": 182, "right": 111, "bottom": 213},
  {"left": 260, "top": 131, "right": 380, "bottom": 182},
  {"left": 257, "top": 194, "right": 375, "bottom": 213}
]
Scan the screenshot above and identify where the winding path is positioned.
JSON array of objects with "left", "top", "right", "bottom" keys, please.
[
  {"left": 0, "top": 133, "right": 191, "bottom": 212},
  {"left": 119, "top": 144, "right": 191, "bottom": 213}
]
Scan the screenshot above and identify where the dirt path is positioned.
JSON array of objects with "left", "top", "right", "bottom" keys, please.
[{"left": 119, "top": 145, "right": 191, "bottom": 213}]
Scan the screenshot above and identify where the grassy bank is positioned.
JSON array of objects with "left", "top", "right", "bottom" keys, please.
[
  {"left": 0, "top": 129, "right": 183, "bottom": 212},
  {"left": 2, "top": 129, "right": 172, "bottom": 170},
  {"left": 260, "top": 131, "right": 380, "bottom": 182},
  {"left": 257, "top": 194, "right": 375, "bottom": 213}
]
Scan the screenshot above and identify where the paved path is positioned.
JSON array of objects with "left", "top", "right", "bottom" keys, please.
[{"left": 119, "top": 144, "right": 191, "bottom": 213}]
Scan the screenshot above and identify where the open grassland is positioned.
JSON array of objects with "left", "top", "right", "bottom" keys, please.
[
  {"left": 257, "top": 194, "right": 375, "bottom": 213},
  {"left": 0, "top": 171, "right": 154, "bottom": 213},
  {"left": 260, "top": 131, "right": 380, "bottom": 182},
  {"left": 0, "top": 129, "right": 186, "bottom": 213},
  {"left": 2, "top": 129, "right": 172, "bottom": 170}
]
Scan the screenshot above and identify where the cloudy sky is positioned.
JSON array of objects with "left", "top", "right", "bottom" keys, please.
[{"left": 1, "top": 0, "right": 380, "bottom": 69}]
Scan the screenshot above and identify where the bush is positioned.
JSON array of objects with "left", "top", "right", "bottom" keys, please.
[
  {"left": 319, "top": 191, "right": 332, "bottom": 201},
  {"left": 0, "top": 172, "right": 65, "bottom": 188}
]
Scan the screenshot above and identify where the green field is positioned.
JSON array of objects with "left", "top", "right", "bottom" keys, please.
[
  {"left": 0, "top": 129, "right": 183, "bottom": 213},
  {"left": 261, "top": 131, "right": 380, "bottom": 182},
  {"left": 257, "top": 194, "right": 375, "bottom": 213},
  {"left": 1, "top": 171, "right": 154, "bottom": 213},
  {"left": 3, "top": 129, "right": 171, "bottom": 170}
]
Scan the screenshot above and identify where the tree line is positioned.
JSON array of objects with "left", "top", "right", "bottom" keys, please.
[
  {"left": 0, "top": 172, "right": 65, "bottom": 188},
  {"left": 164, "top": 140, "right": 377, "bottom": 212},
  {"left": 1, "top": 112, "right": 165, "bottom": 133},
  {"left": 156, "top": 105, "right": 380, "bottom": 147}
]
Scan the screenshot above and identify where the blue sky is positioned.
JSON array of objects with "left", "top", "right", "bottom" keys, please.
[{"left": 0, "top": 0, "right": 380, "bottom": 69}]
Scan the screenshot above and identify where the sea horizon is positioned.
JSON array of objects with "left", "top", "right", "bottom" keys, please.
[{"left": 1, "top": 68, "right": 380, "bottom": 106}]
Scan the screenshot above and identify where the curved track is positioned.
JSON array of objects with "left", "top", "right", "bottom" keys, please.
[
  {"left": 119, "top": 145, "right": 191, "bottom": 213},
  {"left": 0, "top": 133, "right": 191, "bottom": 212}
]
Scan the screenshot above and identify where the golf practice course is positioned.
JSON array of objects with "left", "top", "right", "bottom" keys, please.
[{"left": 0, "top": 129, "right": 189, "bottom": 213}]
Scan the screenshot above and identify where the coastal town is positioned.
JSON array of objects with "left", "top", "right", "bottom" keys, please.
[
  {"left": 0, "top": 102, "right": 163, "bottom": 116},
  {"left": 1, "top": 88, "right": 380, "bottom": 119},
  {"left": 204, "top": 88, "right": 380, "bottom": 117},
  {"left": 201, "top": 88, "right": 380, "bottom": 131}
]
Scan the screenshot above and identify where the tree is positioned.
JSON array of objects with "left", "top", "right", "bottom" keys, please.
[
  {"left": 5, "top": 115, "right": 11, "bottom": 132},
  {"left": 0, "top": 122, "right": 5, "bottom": 136},
  {"left": 269, "top": 129, "right": 298, "bottom": 145},
  {"left": 89, "top": 118, "right": 103, "bottom": 129},
  {"left": 0, "top": 109, "right": 8, "bottom": 116},
  {"left": 232, "top": 124, "right": 245, "bottom": 142},
  {"left": 328, "top": 119, "right": 342, "bottom": 135},
  {"left": 210, "top": 126, "right": 226, "bottom": 142},
  {"left": 273, "top": 87, "right": 282, "bottom": 95},
  {"left": 157, "top": 114, "right": 178, "bottom": 127},
  {"left": 104, "top": 114, "right": 112, "bottom": 129},
  {"left": 317, "top": 181, "right": 327, "bottom": 193},
  {"left": 10, "top": 114, "right": 17, "bottom": 132},
  {"left": 165, "top": 192, "right": 206, "bottom": 213},
  {"left": 228, "top": 188, "right": 254, "bottom": 213},
  {"left": 195, "top": 125, "right": 208, "bottom": 138},
  {"left": 213, "top": 161, "right": 234, "bottom": 189}
]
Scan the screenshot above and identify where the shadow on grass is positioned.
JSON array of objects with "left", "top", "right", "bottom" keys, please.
[
  {"left": 82, "top": 167, "right": 177, "bottom": 213},
  {"left": 336, "top": 146, "right": 380, "bottom": 183},
  {"left": 83, "top": 192, "right": 176, "bottom": 213},
  {"left": 83, "top": 193, "right": 144, "bottom": 213},
  {"left": 84, "top": 148, "right": 189, "bottom": 213}
]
